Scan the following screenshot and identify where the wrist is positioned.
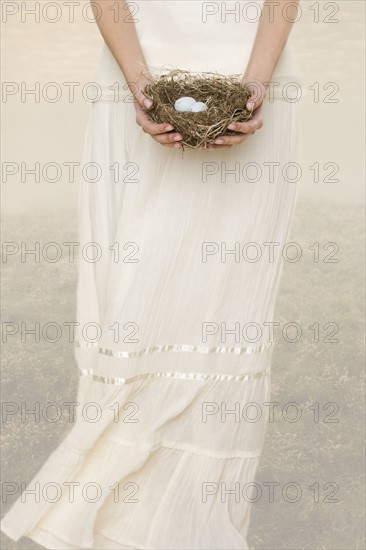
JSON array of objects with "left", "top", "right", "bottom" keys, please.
[
  {"left": 242, "top": 73, "right": 271, "bottom": 90},
  {"left": 123, "top": 70, "right": 149, "bottom": 90},
  {"left": 118, "top": 59, "right": 152, "bottom": 96}
]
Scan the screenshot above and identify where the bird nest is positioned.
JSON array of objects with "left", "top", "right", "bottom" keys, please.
[{"left": 144, "top": 70, "right": 252, "bottom": 149}]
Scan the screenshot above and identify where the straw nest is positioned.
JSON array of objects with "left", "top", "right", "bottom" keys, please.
[{"left": 144, "top": 70, "right": 252, "bottom": 149}]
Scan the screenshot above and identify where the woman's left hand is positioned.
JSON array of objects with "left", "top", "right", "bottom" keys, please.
[{"left": 207, "top": 80, "right": 266, "bottom": 150}]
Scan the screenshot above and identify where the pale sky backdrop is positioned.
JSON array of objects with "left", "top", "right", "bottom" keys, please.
[{"left": 1, "top": 0, "right": 365, "bottom": 214}]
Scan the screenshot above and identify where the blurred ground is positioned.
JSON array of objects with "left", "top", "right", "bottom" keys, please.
[{"left": 1, "top": 201, "right": 365, "bottom": 549}]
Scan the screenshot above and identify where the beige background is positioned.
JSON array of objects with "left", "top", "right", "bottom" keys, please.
[
  {"left": 1, "top": 0, "right": 365, "bottom": 214},
  {"left": 1, "top": 3, "right": 365, "bottom": 550}
]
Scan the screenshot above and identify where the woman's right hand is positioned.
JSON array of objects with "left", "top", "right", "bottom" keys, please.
[{"left": 133, "top": 80, "right": 183, "bottom": 149}]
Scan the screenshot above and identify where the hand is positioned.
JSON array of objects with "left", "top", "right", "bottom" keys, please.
[
  {"left": 133, "top": 79, "right": 183, "bottom": 149},
  {"left": 207, "top": 80, "right": 266, "bottom": 150}
]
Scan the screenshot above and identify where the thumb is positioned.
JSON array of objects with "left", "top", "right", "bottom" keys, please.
[
  {"left": 245, "top": 81, "right": 266, "bottom": 112},
  {"left": 246, "top": 98, "right": 257, "bottom": 112},
  {"left": 140, "top": 93, "right": 153, "bottom": 110},
  {"left": 134, "top": 86, "right": 153, "bottom": 110}
]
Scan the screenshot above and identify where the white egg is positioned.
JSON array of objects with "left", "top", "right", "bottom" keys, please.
[
  {"left": 174, "top": 96, "right": 197, "bottom": 112},
  {"left": 190, "top": 102, "right": 208, "bottom": 113}
]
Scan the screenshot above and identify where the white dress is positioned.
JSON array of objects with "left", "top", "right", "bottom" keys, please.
[{"left": 1, "top": 2, "right": 301, "bottom": 548}]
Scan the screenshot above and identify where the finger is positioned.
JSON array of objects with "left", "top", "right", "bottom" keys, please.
[
  {"left": 245, "top": 82, "right": 266, "bottom": 111},
  {"left": 153, "top": 132, "right": 183, "bottom": 145},
  {"left": 207, "top": 144, "right": 233, "bottom": 150},
  {"left": 134, "top": 87, "right": 154, "bottom": 110},
  {"left": 246, "top": 98, "right": 259, "bottom": 112},
  {"left": 213, "top": 134, "right": 248, "bottom": 146},
  {"left": 227, "top": 117, "right": 263, "bottom": 134},
  {"left": 162, "top": 142, "right": 183, "bottom": 150},
  {"left": 136, "top": 111, "right": 174, "bottom": 136}
]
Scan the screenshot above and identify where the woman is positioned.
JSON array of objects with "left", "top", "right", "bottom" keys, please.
[{"left": 1, "top": 1, "right": 300, "bottom": 548}]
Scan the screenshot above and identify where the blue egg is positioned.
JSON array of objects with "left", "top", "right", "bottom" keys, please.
[
  {"left": 190, "top": 102, "right": 208, "bottom": 112},
  {"left": 174, "top": 97, "right": 197, "bottom": 112}
]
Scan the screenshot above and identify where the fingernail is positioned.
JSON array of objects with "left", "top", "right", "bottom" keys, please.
[
  {"left": 247, "top": 101, "right": 255, "bottom": 111},
  {"left": 144, "top": 98, "right": 153, "bottom": 108},
  {"left": 228, "top": 123, "right": 236, "bottom": 130},
  {"left": 173, "top": 135, "right": 182, "bottom": 141},
  {"left": 165, "top": 125, "right": 174, "bottom": 131},
  {"left": 215, "top": 139, "right": 224, "bottom": 144}
]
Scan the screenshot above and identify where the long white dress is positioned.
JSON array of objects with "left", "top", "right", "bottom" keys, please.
[{"left": 1, "top": 1, "right": 301, "bottom": 548}]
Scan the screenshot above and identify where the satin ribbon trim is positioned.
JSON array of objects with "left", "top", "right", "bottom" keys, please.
[
  {"left": 75, "top": 341, "right": 273, "bottom": 359},
  {"left": 79, "top": 367, "right": 269, "bottom": 385}
]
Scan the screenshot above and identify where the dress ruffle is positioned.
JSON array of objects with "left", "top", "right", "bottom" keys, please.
[{"left": 2, "top": 373, "right": 269, "bottom": 549}]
